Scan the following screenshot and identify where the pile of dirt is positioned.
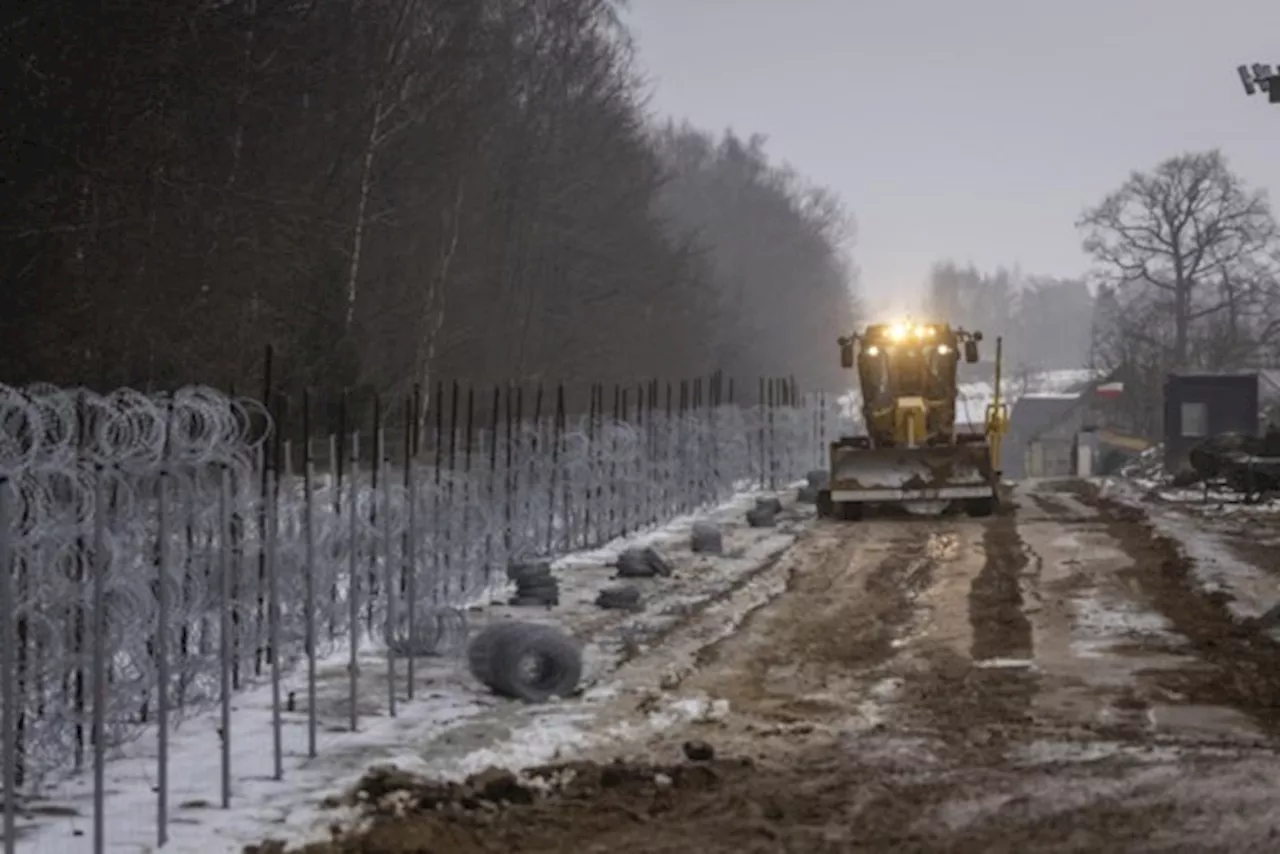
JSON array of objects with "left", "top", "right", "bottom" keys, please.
[
  {"left": 260, "top": 752, "right": 768, "bottom": 854},
  {"left": 250, "top": 736, "right": 1257, "bottom": 854}
]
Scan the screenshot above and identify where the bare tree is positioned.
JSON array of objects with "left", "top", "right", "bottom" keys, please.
[{"left": 1078, "top": 150, "right": 1279, "bottom": 370}]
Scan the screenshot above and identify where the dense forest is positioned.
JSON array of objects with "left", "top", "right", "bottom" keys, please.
[{"left": 0, "top": 0, "right": 859, "bottom": 403}]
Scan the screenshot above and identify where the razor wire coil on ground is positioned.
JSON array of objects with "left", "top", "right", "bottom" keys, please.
[{"left": 0, "top": 381, "right": 848, "bottom": 798}]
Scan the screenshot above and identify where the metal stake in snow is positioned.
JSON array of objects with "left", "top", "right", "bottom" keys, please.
[
  {"left": 302, "top": 392, "right": 319, "bottom": 757},
  {"left": 91, "top": 469, "right": 109, "bottom": 854},
  {"left": 348, "top": 432, "right": 361, "bottom": 732},
  {"left": 218, "top": 467, "right": 233, "bottom": 807},
  {"left": 0, "top": 475, "right": 15, "bottom": 854},
  {"left": 266, "top": 470, "right": 283, "bottom": 779}
]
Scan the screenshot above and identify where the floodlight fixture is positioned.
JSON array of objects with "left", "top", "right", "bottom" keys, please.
[{"left": 1238, "top": 63, "right": 1280, "bottom": 103}]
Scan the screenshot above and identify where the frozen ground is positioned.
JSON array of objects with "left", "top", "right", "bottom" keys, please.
[
  {"left": 1102, "top": 477, "right": 1280, "bottom": 625},
  {"left": 270, "top": 478, "right": 1280, "bottom": 853},
  {"left": 15, "top": 487, "right": 809, "bottom": 853}
]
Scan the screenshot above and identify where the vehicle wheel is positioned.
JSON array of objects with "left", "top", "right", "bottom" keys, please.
[
  {"left": 816, "top": 488, "right": 834, "bottom": 518},
  {"left": 964, "top": 497, "right": 995, "bottom": 518},
  {"left": 837, "top": 501, "right": 864, "bottom": 521}
]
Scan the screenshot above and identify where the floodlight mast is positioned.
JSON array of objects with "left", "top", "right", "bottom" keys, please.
[{"left": 1237, "top": 63, "right": 1280, "bottom": 103}]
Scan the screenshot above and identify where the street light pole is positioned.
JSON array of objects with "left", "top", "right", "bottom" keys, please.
[{"left": 1237, "top": 64, "right": 1280, "bottom": 103}]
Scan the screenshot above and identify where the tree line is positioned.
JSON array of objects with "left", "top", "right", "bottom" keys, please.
[{"left": 0, "top": 0, "right": 859, "bottom": 405}]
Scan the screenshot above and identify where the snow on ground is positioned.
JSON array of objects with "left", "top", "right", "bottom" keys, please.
[
  {"left": 1145, "top": 511, "right": 1279, "bottom": 624},
  {"left": 17, "top": 486, "right": 808, "bottom": 853},
  {"left": 1103, "top": 478, "right": 1280, "bottom": 625},
  {"left": 1068, "top": 588, "right": 1184, "bottom": 661}
]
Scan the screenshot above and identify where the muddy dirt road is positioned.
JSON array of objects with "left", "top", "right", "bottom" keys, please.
[{"left": 288, "top": 481, "right": 1280, "bottom": 854}]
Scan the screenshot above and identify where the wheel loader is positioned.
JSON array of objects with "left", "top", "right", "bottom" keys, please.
[{"left": 816, "top": 320, "right": 1009, "bottom": 520}]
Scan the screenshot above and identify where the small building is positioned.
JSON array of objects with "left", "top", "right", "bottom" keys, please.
[
  {"left": 1005, "top": 393, "right": 1082, "bottom": 478},
  {"left": 1162, "top": 370, "right": 1280, "bottom": 472},
  {"left": 1001, "top": 369, "right": 1153, "bottom": 479}
]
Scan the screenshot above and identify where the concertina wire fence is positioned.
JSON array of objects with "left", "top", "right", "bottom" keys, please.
[{"left": 0, "top": 378, "right": 848, "bottom": 850}]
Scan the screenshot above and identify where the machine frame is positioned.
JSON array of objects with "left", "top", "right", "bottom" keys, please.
[{"left": 818, "top": 320, "right": 1009, "bottom": 520}]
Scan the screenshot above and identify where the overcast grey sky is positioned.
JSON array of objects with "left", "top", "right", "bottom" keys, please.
[{"left": 624, "top": 0, "right": 1280, "bottom": 316}]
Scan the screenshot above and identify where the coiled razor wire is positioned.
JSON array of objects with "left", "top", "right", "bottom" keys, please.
[{"left": 0, "top": 382, "right": 848, "bottom": 848}]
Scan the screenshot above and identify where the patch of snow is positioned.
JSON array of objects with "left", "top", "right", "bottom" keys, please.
[
  {"left": 1071, "top": 593, "right": 1175, "bottom": 641},
  {"left": 933, "top": 792, "right": 1019, "bottom": 832},
  {"left": 869, "top": 676, "right": 904, "bottom": 701},
  {"left": 1146, "top": 512, "right": 1280, "bottom": 622},
  {"left": 1015, "top": 739, "right": 1183, "bottom": 766},
  {"left": 16, "top": 487, "right": 810, "bottom": 854},
  {"left": 975, "top": 657, "right": 1037, "bottom": 670},
  {"left": 1105, "top": 479, "right": 1280, "bottom": 623}
]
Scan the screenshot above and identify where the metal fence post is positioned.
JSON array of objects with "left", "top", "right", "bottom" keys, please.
[
  {"left": 0, "top": 475, "right": 16, "bottom": 854},
  {"left": 91, "top": 468, "right": 109, "bottom": 854}
]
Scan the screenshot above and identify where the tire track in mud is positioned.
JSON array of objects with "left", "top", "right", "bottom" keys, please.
[
  {"left": 677, "top": 521, "right": 944, "bottom": 728},
  {"left": 970, "top": 515, "right": 1034, "bottom": 663},
  {"left": 1081, "top": 486, "right": 1280, "bottom": 739},
  {"left": 900, "top": 515, "right": 1038, "bottom": 744}
]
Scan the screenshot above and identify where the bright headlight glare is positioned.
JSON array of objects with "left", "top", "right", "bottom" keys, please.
[
  {"left": 937, "top": 344, "right": 951, "bottom": 355},
  {"left": 866, "top": 345, "right": 880, "bottom": 356}
]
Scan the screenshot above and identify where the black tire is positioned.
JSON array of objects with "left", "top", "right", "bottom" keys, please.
[
  {"left": 756, "top": 496, "right": 783, "bottom": 514},
  {"left": 746, "top": 507, "right": 776, "bottom": 528},
  {"left": 515, "top": 577, "right": 560, "bottom": 594},
  {"left": 690, "top": 521, "right": 724, "bottom": 555},
  {"left": 510, "top": 591, "right": 558, "bottom": 607},
  {"left": 507, "top": 562, "right": 553, "bottom": 583},
  {"left": 816, "top": 489, "right": 834, "bottom": 518},
  {"left": 616, "top": 546, "right": 673, "bottom": 578},
  {"left": 965, "top": 497, "right": 995, "bottom": 518},
  {"left": 486, "top": 623, "right": 584, "bottom": 703},
  {"left": 596, "top": 586, "right": 642, "bottom": 611},
  {"left": 836, "top": 501, "right": 864, "bottom": 521}
]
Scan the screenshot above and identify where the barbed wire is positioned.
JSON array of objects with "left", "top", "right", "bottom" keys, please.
[{"left": 0, "top": 383, "right": 848, "bottom": 794}]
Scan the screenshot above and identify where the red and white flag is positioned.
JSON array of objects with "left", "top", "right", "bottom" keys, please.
[{"left": 1095, "top": 381, "right": 1124, "bottom": 399}]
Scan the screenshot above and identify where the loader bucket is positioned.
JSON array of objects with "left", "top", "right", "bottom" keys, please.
[{"left": 827, "top": 442, "right": 995, "bottom": 505}]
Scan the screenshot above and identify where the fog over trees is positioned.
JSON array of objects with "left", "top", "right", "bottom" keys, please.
[
  {"left": 916, "top": 148, "right": 1280, "bottom": 435},
  {"left": 0, "top": 0, "right": 860, "bottom": 399},
  {"left": 4, "top": 1, "right": 1276, "bottom": 442},
  {"left": 921, "top": 261, "right": 1094, "bottom": 375}
]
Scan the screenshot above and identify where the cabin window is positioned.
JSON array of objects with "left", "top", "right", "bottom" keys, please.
[{"left": 1180, "top": 401, "right": 1208, "bottom": 438}]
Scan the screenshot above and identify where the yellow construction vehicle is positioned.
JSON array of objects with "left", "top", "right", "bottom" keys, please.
[{"left": 817, "top": 320, "right": 1009, "bottom": 520}]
